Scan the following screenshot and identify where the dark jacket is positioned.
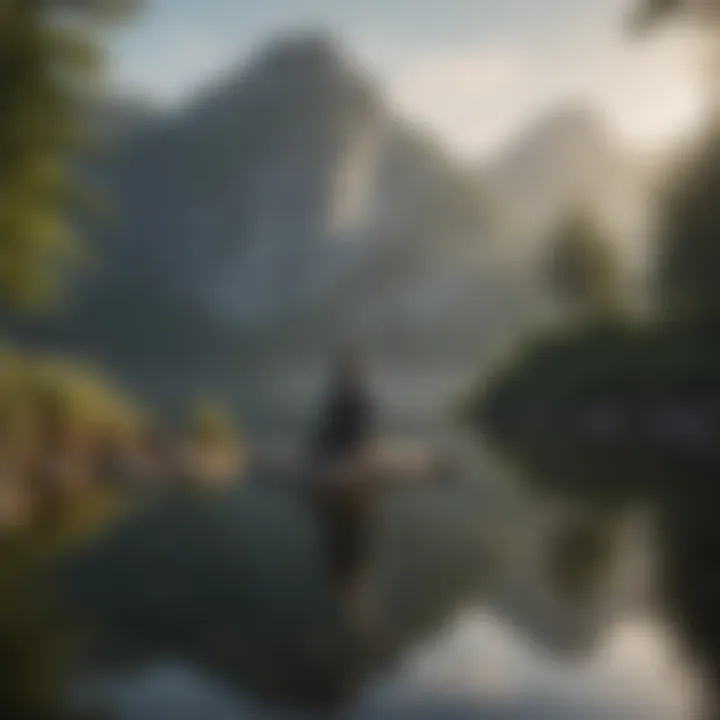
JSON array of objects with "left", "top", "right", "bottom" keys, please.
[{"left": 310, "top": 380, "right": 374, "bottom": 463}]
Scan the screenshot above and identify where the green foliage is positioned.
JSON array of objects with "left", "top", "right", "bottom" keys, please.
[
  {"left": 630, "top": 0, "right": 720, "bottom": 32},
  {"left": 473, "top": 317, "right": 720, "bottom": 715},
  {"left": 472, "top": 9, "right": 720, "bottom": 710},
  {"left": 188, "top": 399, "right": 238, "bottom": 447},
  {"left": 0, "top": 345, "right": 145, "bottom": 447},
  {"left": 0, "top": 0, "right": 135, "bottom": 313},
  {"left": 655, "top": 128, "right": 720, "bottom": 320},
  {"left": 469, "top": 319, "right": 720, "bottom": 502},
  {"left": 545, "top": 210, "right": 622, "bottom": 316},
  {"left": 633, "top": 4, "right": 720, "bottom": 322},
  {"left": 0, "top": 344, "right": 142, "bottom": 537},
  {"left": 629, "top": 0, "right": 682, "bottom": 31}
]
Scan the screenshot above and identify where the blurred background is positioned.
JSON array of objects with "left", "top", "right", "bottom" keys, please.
[{"left": 2, "top": 0, "right": 720, "bottom": 718}]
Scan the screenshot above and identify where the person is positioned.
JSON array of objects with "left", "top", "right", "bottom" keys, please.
[
  {"left": 307, "top": 347, "right": 379, "bottom": 634},
  {"left": 309, "top": 348, "right": 374, "bottom": 468},
  {"left": 305, "top": 347, "right": 450, "bottom": 644}
]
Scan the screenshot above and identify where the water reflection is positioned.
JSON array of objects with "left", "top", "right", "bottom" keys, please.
[
  {"left": 81, "top": 611, "right": 699, "bottom": 719},
  {"left": 51, "top": 431, "right": 702, "bottom": 719},
  {"left": 58, "top": 450, "right": 502, "bottom": 712}
]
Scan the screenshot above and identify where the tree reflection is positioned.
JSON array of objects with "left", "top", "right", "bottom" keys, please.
[{"left": 52, "top": 468, "right": 497, "bottom": 711}]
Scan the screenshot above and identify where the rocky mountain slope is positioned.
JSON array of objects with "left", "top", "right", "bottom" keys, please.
[{"left": 26, "top": 35, "right": 644, "bottom": 430}]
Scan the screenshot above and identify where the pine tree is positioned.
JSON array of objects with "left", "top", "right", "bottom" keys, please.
[
  {"left": 0, "top": 0, "right": 136, "bottom": 312},
  {"left": 631, "top": 0, "right": 720, "bottom": 31},
  {"left": 545, "top": 211, "right": 622, "bottom": 316},
  {"left": 633, "top": 0, "right": 720, "bottom": 318}
]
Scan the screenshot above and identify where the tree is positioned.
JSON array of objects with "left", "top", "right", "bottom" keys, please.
[
  {"left": 654, "top": 129, "right": 720, "bottom": 319},
  {"left": 0, "top": 0, "right": 136, "bottom": 312},
  {"left": 632, "top": 0, "right": 720, "bottom": 319},
  {"left": 545, "top": 211, "right": 622, "bottom": 316},
  {"left": 632, "top": 0, "right": 720, "bottom": 113},
  {"left": 632, "top": 0, "right": 689, "bottom": 29},
  {"left": 631, "top": 0, "right": 720, "bottom": 30}
]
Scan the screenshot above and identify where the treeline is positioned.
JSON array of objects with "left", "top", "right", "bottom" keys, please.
[
  {"left": 470, "top": 2, "right": 720, "bottom": 717},
  {"left": 0, "top": 3, "right": 245, "bottom": 717}
]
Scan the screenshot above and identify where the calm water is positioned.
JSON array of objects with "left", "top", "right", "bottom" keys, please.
[
  {"left": 63, "top": 409, "right": 705, "bottom": 719},
  {"left": 82, "top": 610, "right": 699, "bottom": 719}
]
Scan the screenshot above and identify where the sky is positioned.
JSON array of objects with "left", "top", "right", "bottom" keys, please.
[{"left": 108, "top": 0, "right": 709, "bottom": 161}]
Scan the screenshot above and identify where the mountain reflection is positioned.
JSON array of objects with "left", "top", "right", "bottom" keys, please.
[
  {"left": 77, "top": 612, "right": 697, "bottom": 719},
  {"left": 56, "top": 456, "right": 500, "bottom": 711}
]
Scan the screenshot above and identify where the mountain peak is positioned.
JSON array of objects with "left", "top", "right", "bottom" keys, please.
[
  {"left": 172, "top": 30, "right": 376, "bottom": 143},
  {"left": 246, "top": 30, "right": 347, "bottom": 82}
]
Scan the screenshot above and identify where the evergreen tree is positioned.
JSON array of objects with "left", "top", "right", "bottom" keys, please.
[
  {"left": 631, "top": 0, "right": 720, "bottom": 31},
  {"left": 634, "top": 0, "right": 720, "bottom": 319},
  {"left": 0, "top": 0, "right": 135, "bottom": 312},
  {"left": 545, "top": 211, "right": 622, "bottom": 316},
  {"left": 654, "top": 130, "right": 720, "bottom": 319}
]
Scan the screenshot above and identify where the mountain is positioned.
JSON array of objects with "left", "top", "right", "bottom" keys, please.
[
  {"left": 23, "top": 37, "right": 640, "bottom": 432},
  {"left": 24, "top": 34, "right": 513, "bottom": 427},
  {"left": 484, "top": 104, "right": 650, "bottom": 270}
]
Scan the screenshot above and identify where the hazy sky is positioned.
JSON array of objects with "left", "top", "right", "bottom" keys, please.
[{"left": 110, "top": 0, "right": 707, "bottom": 160}]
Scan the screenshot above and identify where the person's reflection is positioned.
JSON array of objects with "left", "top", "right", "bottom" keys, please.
[{"left": 306, "top": 346, "right": 380, "bottom": 638}]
